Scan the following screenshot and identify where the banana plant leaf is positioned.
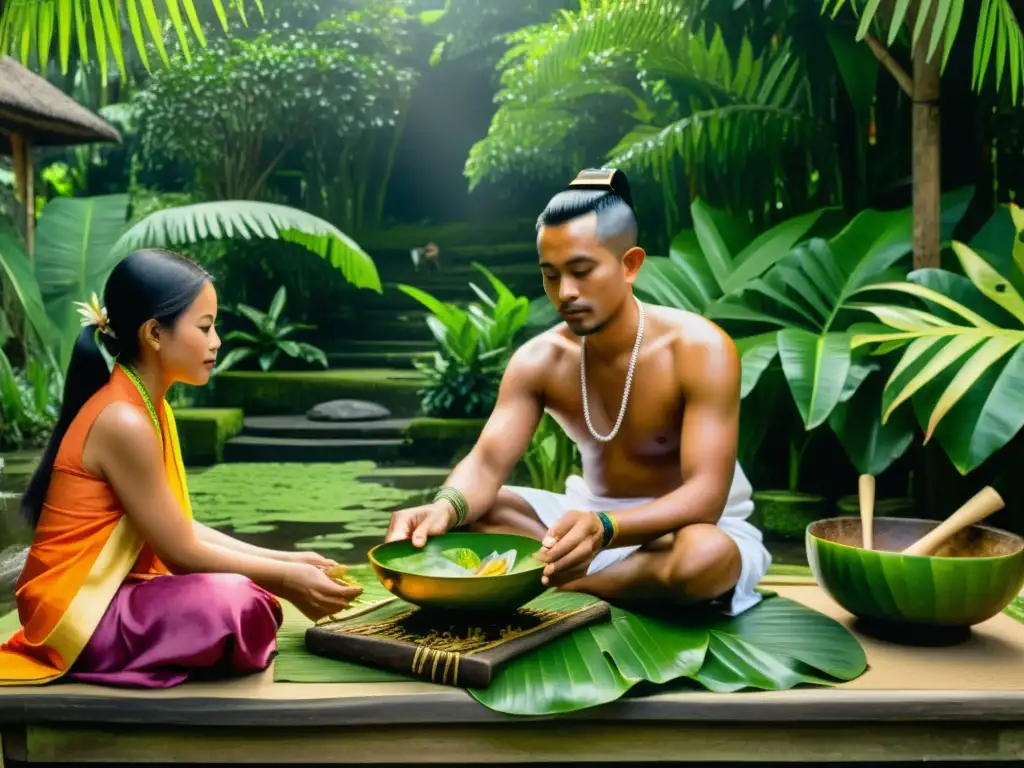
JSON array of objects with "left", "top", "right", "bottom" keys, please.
[
  {"left": 827, "top": 362, "right": 917, "bottom": 476},
  {"left": 714, "top": 188, "right": 972, "bottom": 430},
  {"left": 850, "top": 229, "right": 1024, "bottom": 474},
  {"left": 468, "top": 590, "right": 867, "bottom": 716},
  {"left": 33, "top": 194, "right": 129, "bottom": 372},
  {"left": 633, "top": 198, "right": 827, "bottom": 318},
  {"left": 0, "top": 220, "right": 61, "bottom": 370}
]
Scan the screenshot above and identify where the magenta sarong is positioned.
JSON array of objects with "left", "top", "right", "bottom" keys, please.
[{"left": 68, "top": 572, "right": 283, "bottom": 688}]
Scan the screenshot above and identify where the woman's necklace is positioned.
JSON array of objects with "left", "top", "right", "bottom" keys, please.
[
  {"left": 118, "top": 362, "right": 162, "bottom": 442},
  {"left": 580, "top": 296, "right": 645, "bottom": 443}
]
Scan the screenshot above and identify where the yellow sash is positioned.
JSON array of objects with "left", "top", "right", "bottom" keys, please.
[{"left": 0, "top": 397, "right": 192, "bottom": 685}]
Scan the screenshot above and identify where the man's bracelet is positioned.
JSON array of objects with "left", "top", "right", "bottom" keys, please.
[
  {"left": 596, "top": 511, "right": 619, "bottom": 548},
  {"left": 434, "top": 486, "right": 469, "bottom": 529}
]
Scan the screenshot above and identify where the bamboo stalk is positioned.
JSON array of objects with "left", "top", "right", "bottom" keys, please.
[
  {"left": 912, "top": 26, "right": 942, "bottom": 270},
  {"left": 864, "top": 34, "right": 913, "bottom": 97}
]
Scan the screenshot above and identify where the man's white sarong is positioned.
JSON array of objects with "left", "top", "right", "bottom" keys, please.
[{"left": 503, "top": 462, "right": 771, "bottom": 615}]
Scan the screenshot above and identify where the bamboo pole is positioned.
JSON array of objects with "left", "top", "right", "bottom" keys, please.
[{"left": 911, "top": 35, "right": 942, "bottom": 270}]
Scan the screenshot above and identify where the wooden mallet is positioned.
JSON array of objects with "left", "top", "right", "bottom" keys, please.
[{"left": 902, "top": 487, "right": 1005, "bottom": 557}]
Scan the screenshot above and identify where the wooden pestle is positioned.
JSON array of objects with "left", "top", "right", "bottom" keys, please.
[
  {"left": 859, "top": 475, "right": 875, "bottom": 550},
  {"left": 902, "top": 487, "right": 1005, "bottom": 557}
]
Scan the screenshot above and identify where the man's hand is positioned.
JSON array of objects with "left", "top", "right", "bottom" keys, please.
[
  {"left": 386, "top": 502, "right": 455, "bottom": 547},
  {"left": 536, "top": 510, "right": 605, "bottom": 586}
]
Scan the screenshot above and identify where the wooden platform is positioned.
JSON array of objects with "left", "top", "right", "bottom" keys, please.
[{"left": 1, "top": 583, "right": 1024, "bottom": 764}]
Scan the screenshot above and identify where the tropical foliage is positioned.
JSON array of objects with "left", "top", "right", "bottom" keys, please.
[
  {"left": 822, "top": 0, "right": 1024, "bottom": 105},
  {"left": 849, "top": 203, "right": 1024, "bottom": 474},
  {"left": 421, "top": 0, "right": 572, "bottom": 66},
  {"left": 469, "top": 589, "right": 868, "bottom": 715},
  {"left": 465, "top": 0, "right": 814, "bottom": 227},
  {"left": 1, "top": 194, "right": 379, "bottom": 378},
  {"left": 523, "top": 413, "right": 581, "bottom": 493},
  {"left": 634, "top": 188, "right": 973, "bottom": 482},
  {"left": 113, "top": 201, "right": 382, "bottom": 293},
  {"left": 0, "top": 353, "right": 59, "bottom": 450},
  {"left": 133, "top": 7, "right": 418, "bottom": 233},
  {"left": 214, "top": 286, "right": 328, "bottom": 374},
  {"left": 398, "top": 264, "right": 530, "bottom": 418}
]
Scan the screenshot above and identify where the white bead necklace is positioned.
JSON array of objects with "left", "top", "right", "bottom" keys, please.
[{"left": 580, "top": 296, "right": 645, "bottom": 442}]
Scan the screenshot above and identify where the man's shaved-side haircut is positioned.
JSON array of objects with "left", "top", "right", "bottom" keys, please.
[{"left": 537, "top": 169, "right": 638, "bottom": 254}]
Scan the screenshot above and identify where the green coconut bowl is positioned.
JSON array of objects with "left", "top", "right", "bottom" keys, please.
[
  {"left": 807, "top": 516, "right": 1024, "bottom": 629},
  {"left": 367, "top": 532, "right": 546, "bottom": 613}
]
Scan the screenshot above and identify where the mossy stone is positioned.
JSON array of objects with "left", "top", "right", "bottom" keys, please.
[
  {"left": 751, "top": 490, "right": 830, "bottom": 541},
  {"left": 175, "top": 408, "right": 244, "bottom": 466},
  {"left": 212, "top": 369, "right": 426, "bottom": 417}
]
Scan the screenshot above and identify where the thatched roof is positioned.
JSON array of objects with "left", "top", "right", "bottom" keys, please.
[{"left": 0, "top": 56, "right": 121, "bottom": 153}]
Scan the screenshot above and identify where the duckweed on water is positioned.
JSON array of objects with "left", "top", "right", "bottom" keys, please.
[{"left": 187, "top": 462, "right": 420, "bottom": 534}]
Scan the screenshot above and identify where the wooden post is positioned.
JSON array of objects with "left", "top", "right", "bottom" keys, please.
[
  {"left": 911, "top": 10, "right": 942, "bottom": 270},
  {"left": 10, "top": 132, "right": 34, "bottom": 258}
]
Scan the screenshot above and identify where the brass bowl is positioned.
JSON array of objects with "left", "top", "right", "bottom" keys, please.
[
  {"left": 807, "top": 516, "right": 1024, "bottom": 628},
  {"left": 368, "top": 532, "right": 546, "bottom": 613}
]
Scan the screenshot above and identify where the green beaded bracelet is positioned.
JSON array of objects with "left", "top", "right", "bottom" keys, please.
[{"left": 434, "top": 486, "right": 469, "bottom": 529}]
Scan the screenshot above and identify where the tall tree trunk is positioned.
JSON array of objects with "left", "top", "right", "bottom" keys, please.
[{"left": 912, "top": 37, "right": 942, "bottom": 269}]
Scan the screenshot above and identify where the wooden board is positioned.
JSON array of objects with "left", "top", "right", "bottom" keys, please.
[{"left": 305, "top": 594, "right": 611, "bottom": 687}]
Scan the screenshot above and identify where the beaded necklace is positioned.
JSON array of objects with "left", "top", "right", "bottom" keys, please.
[{"left": 117, "top": 363, "right": 162, "bottom": 441}]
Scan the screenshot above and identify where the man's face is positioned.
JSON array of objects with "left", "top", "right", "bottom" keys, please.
[{"left": 538, "top": 212, "right": 644, "bottom": 336}]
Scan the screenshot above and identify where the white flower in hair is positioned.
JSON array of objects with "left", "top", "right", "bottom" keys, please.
[{"left": 73, "top": 292, "right": 114, "bottom": 336}]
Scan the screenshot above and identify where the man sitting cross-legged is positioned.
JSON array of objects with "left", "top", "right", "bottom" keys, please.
[{"left": 385, "top": 168, "right": 771, "bottom": 616}]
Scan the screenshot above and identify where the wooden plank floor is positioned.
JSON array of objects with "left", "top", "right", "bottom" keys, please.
[{"left": 1, "top": 583, "right": 1023, "bottom": 763}]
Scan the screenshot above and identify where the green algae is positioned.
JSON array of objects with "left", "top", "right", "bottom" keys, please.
[
  {"left": 294, "top": 518, "right": 395, "bottom": 552},
  {"left": 188, "top": 461, "right": 418, "bottom": 535}
]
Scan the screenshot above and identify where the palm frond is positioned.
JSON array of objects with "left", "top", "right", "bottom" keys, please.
[
  {"left": 465, "top": 104, "right": 607, "bottom": 190},
  {"left": 850, "top": 240, "right": 1024, "bottom": 474},
  {"left": 823, "top": 0, "right": 1024, "bottom": 103},
  {"left": 494, "top": 0, "right": 695, "bottom": 102},
  {"left": 0, "top": 0, "right": 257, "bottom": 78},
  {"left": 466, "top": 1, "right": 808, "bottom": 193},
  {"left": 613, "top": 31, "right": 807, "bottom": 185},
  {"left": 112, "top": 201, "right": 382, "bottom": 294}
]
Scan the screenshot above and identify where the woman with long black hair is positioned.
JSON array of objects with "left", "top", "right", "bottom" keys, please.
[{"left": 0, "top": 249, "right": 359, "bottom": 688}]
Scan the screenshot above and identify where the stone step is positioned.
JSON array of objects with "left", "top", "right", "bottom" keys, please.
[
  {"left": 326, "top": 350, "right": 430, "bottom": 370},
  {"left": 223, "top": 436, "right": 403, "bottom": 463},
  {"left": 241, "top": 415, "right": 412, "bottom": 440},
  {"left": 331, "top": 340, "right": 434, "bottom": 353},
  {"left": 310, "top": 314, "right": 434, "bottom": 344}
]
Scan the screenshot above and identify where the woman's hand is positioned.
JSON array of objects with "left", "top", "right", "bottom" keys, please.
[
  {"left": 274, "top": 550, "right": 339, "bottom": 569},
  {"left": 279, "top": 563, "right": 363, "bottom": 622}
]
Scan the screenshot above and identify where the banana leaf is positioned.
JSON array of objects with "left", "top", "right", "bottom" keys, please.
[
  {"left": 469, "top": 590, "right": 866, "bottom": 715},
  {"left": 714, "top": 188, "right": 972, "bottom": 430},
  {"left": 33, "top": 194, "right": 129, "bottom": 372},
  {"left": 827, "top": 362, "right": 917, "bottom": 476},
  {"left": 0, "top": 221, "right": 61, "bottom": 371},
  {"left": 273, "top": 564, "right": 867, "bottom": 715},
  {"left": 634, "top": 198, "right": 826, "bottom": 318}
]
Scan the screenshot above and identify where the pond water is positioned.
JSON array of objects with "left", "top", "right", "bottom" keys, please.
[{"left": 0, "top": 456, "right": 812, "bottom": 580}]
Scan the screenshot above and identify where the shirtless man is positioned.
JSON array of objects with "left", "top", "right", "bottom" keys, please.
[{"left": 385, "top": 169, "right": 770, "bottom": 615}]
